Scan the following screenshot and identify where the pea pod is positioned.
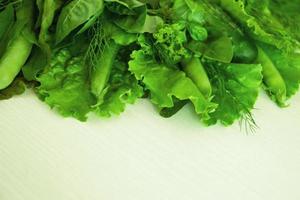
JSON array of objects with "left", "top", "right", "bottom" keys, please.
[
  {"left": 182, "top": 57, "right": 212, "bottom": 98},
  {"left": 91, "top": 40, "right": 120, "bottom": 99},
  {"left": 0, "top": 36, "right": 32, "bottom": 89},
  {"left": 256, "top": 46, "right": 287, "bottom": 106},
  {"left": 0, "top": 0, "right": 34, "bottom": 90}
]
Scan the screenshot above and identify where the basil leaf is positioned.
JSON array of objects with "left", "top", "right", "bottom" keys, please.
[{"left": 55, "top": 0, "right": 104, "bottom": 43}]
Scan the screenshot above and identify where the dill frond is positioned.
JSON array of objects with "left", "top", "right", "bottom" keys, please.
[
  {"left": 84, "top": 18, "right": 107, "bottom": 71},
  {"left": 205, "top": 62, "right": 259, "bottom": 132}
]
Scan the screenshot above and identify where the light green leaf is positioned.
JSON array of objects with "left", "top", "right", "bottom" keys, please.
[
  {"left": 37, "top": 49, "right": 96, "bottom": 121},
  {"left": 96, "top": 60, "right": 143, "bottom": 117},
  {"left": 129, "top": 36, "right": 217, "bottom": 121},
  {"left": 220, "top": 0, "right": 300, "bottom": 52}
]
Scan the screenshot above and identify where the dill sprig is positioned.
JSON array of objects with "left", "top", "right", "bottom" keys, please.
[
  {"left": 84, "top": 18, "right": 107, "bottom": 71},
  {"left": 239, "top": 109, "right": 259, "bottom": 134},
  {"left": 205, "top": 61, "right": 258, "bottom": 133}
]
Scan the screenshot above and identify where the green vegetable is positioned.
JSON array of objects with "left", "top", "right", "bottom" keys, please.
[
  {"left": 0, "top": 77, "right": 26, "bottom": 100},
  {"left": 37, "top": 49, "right": 95, "bottom": 121},
  {"left": 22, "top": 46, "right": 48, "bottom": 81},
  {"left": 129, "top": 35, "right": 217, "bottom": 122},
  {"left": 0, "top": 0, "right": 34, "bottom": 90},
  {"left": 96, "top": 58, "right": 143, "bottom": 117},
  {"left": 113, "top": 1, "right": 163, "bottom": 34},
  {"left": 0, "top": 35, "right": 32, "bottom": 90},
  {"left": 259, "top": 43, "right": 300, "bottom": 100},
  {"left": 38, "top": 0, "right": 62, "bottom": 57},
  {"left": 204, "top": 62, "right": 263, "bottom": 126},
  {"left": 153, "top": 23, "right": 191, "bottom": 65},
  {"left": 0, "top": 4, "right": 14, "bottom": 40},
  {"left": 231, "top": 33, "right": 258, "bottom": 63},
  {"left": 269, "top": 0, "right": 300, "bottom": 42},
  {"left": 160, "top": 99, "right": 189, "bottom": 118},
  {"left": 219, "top": 0, "right": 300, "bottom": 105},
  {"left": 256, "top": 46, "right": 286, "bottom": 106},
  {"left": 187, "top": 23, "right": 208, "bottom": 42},
  {"left": 91, "top": 40, "right": 120, "bottom": 100},
  {"left": 0, "top": 0, "right": 300, "bottom": 127},
  {"left": 182, "top": 57, "right": 212, "bottom": 98},
  {"left": 220, "top": 0, "right": 300, "bottom": 52},
  {"left": 203, "top": 36, "right": 233, "bottom": 63},
  {"left": 55, "top": 0, "right": 104, "bottom": 43}
]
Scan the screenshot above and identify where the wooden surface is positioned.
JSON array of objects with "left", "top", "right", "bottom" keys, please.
[{"left": 1, "top": 91, "right": 300, "bottom": 200}]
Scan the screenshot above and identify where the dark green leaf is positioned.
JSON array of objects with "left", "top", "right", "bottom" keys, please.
[{"left": 0, "top": 77, "right": 26, "bottom": 100}]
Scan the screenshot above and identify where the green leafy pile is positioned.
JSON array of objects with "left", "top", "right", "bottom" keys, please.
[{"left": 0, "top": 0, "right": 299, "bottom": 127}]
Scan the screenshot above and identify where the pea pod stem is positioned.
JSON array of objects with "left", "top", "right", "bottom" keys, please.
[
  {"left": 182, "top": 57, "right": 212, "bottom": 98},
  {"left": 160, "top": 100, "right": 189, "bottom": 118},
  {"left": 91, "top": 40, "right": 120, "bottom": 99}
]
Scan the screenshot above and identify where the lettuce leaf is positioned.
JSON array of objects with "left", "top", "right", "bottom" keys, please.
[
  {"left": 220, "top": 0, "right": 300, "bottom": 52},
  {"left": 219, "top": 0, "right": 300, "bottom": 105},
  {"left": 37, "top": 49, "right": 95, "bottom": 121},
  {"left": 96, "top": 59, "right": 143, "bottom": 117},
  {"left": 204, "top": 61, "right": 263, "bottom": 126},
  {"left": 269, "top": 0, "right": 300, "bottom": 42},
  {"left": 129, "top": 36, "right": 217, "bottom": 121}
]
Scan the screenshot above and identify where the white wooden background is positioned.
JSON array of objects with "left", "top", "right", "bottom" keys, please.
[{"left": 1, "top": 91, "right": 300, "bottom": 200}]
